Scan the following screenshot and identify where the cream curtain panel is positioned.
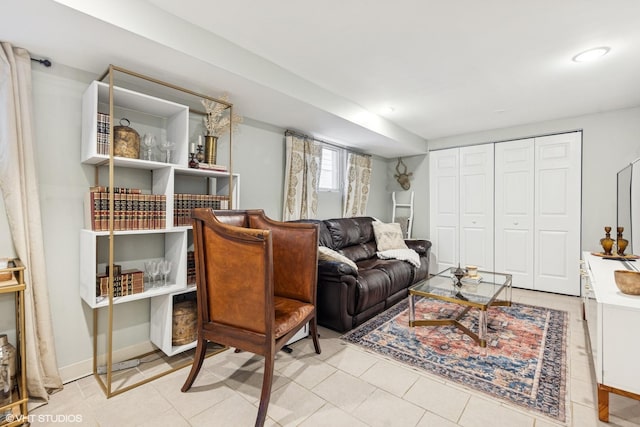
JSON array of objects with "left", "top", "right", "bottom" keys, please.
[
  {"left": 343, "top": 152, "right": 372, "bottom": 217},
  {"left": 0, "top": 43, "right": 63, "bottom": 399},
  {"left": 282, "top": 133, "right": 322, "bottom": 221}
]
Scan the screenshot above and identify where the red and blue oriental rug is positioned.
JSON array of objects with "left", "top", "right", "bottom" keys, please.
[{"left": 341, "top": 297, "right": 568, "bottom": 423}]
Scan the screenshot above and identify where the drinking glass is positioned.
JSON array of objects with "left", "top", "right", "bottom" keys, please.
[
  {"left": 141, "top": 133, "right": 156, "bottom": 161},
  {"left": 150, "top": 261, "right": 161, "bottom": 288},
  {"left": 159, "top": 140, "right": 175, "bottom": 164},
  {"left": 160, "top": 260, "right": 172, "bottom": 286},
  {"left": 144, "top": 260, "right": 155, "bottom": 287}
]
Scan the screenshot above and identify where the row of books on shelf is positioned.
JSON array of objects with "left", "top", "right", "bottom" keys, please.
[
  {"left": 96, "top": 112, "right": 110, "bottom": 155},
  {"left": 85, "top": 186, "right": 166, "bottom": 231},
  {"left": 85, "top": 186, "right": 232, "bottom": 231},
  {"left": 173, "top": 194, "right": 231, "bottom": 226},
  {"left": 187, "top": 251, "right": 196, "bottom": 285},
  {"left": 96, "top": 269, "right": 144, "bottom": 297}
]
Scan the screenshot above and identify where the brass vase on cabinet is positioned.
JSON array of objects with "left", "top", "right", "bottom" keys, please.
[
  {"left": 600, "top": 226, "right": 614, "bottom": 255},
  {"left": 204, "top": 135, "right": 217, "bottom": 165},
  {"left": 617, "top": 227, "right": 629, "bottom": 256}
]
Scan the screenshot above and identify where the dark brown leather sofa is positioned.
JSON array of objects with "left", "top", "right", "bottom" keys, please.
[{"left": 297, "top": 216, "right": 431, "bottom": 332}]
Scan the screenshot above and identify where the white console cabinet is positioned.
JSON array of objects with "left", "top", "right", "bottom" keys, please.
[{"left": 582, "top": 252, "right": 640, "bottom": 422}]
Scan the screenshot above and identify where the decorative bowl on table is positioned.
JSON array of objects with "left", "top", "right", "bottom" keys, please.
[{"left": 614, "top": 270, "right": 640, "bottom": 295}]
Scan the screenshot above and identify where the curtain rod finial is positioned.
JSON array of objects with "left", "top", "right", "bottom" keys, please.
[{"left": 30, "top": 57, "right": 52, "bottom": 67}]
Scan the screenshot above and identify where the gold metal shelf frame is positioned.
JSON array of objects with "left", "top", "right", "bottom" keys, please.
[{"left": 93, "top": 65, "right": 233, "bottom": 397}]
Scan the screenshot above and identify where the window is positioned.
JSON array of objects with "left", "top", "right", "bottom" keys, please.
[{"left": 319, "top": 146, "right": 342, "bottom": 192}]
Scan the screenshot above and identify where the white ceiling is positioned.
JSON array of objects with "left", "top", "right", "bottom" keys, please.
[{"left": 3, "top": 0, "right": 640, "bottom": 158}]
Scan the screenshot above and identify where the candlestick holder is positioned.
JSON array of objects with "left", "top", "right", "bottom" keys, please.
[
  {"left": 188, "top": 152, "right": 198, "bottom": 169},
  {"left": 196, "top": 144, "right": 205, "bottom": 163}
]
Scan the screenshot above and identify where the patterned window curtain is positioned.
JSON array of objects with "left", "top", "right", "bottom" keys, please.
[
  {"left": 343, "top": 152, "right": 372, "bottom": 217},
  {"left": 282, "top": 133, "right": 322, "bottom": 221}
]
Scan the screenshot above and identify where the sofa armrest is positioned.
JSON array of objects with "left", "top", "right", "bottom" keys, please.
[
  {"left": 318, "top": 260, "right": 358, "bottom": 277},
  {"left": 405, "top": 239, "right": 432, "bottom": 255}
]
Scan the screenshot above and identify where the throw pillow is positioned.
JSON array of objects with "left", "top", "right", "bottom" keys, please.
[
  {"left": 318, "top": 246, "right": 358, "bottom": 271},
  {"left": 372, "top": 221, "right": 408, "bottom": 251}
]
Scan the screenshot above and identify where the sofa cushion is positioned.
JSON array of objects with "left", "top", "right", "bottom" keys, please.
[
  {"left": 340, "top": 241, "right": 377, "bottom": 263},
  {"left": 379, "top": 260, "right": 414, "bottom": 295},
  {"left": 324, "top": 217, "right": 375, "bottom": 249},
  {"left": 372, "top": 221, "right": 408, "bottom": 251},
  {"left": 356, "top": 258, "right": 414, "bottom": 296},
  {"left": 318, "top": 246, "right": 358, "bottom": 271},
  {"left": 355, "top": 269, "right": 390, "bottom": 313}
]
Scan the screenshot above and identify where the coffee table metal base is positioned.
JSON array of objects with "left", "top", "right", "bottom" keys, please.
[{"left": 408, "top": 296, "right": 511, "bottom": 347}]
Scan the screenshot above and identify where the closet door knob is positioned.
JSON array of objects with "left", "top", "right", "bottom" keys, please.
[{"left": 514, "top": 221, "right": 519, "bottom": 225}]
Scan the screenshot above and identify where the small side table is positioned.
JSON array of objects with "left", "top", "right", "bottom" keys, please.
[{"left": 0, "top": 259, "right": 29, "bottom": 426}]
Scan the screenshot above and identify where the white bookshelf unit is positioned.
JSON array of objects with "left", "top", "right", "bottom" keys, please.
[{"left": 80, "top": 66, "right": 238, "bottom": 397}]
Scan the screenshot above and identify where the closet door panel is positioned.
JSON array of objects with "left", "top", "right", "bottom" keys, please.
[
  {"left": 534, "top": 132, "right": 581, "bottom": 295},
  {"left": 436, "top": 226, "right": 457, "bottom": 268},
  {"left": 495, "top": 139, "right": 534, "bottom": 289},
  {"left": 459, "top": 144, "right": 494, "bottom": 270},
  {"left": 430, "top": 149, "right": 459, "bottom": 272}
]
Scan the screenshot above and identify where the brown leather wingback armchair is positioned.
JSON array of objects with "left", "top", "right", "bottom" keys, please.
[{"left": 181, "top": 208, "right": 321, "bottom": 427}]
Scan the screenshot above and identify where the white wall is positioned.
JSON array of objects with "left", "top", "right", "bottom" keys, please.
[
  {"left": 411, "top": 107, "right": 640, "bottom": 253},
  {"left": 0, "top": 63, "right": 393, "bottom": 380},
  {"left": 384, "top": 155, "right": 429, "bottom": 239}
]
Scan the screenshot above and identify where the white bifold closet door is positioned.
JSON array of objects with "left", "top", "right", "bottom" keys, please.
[
  {"left": 494, "top": 132, "right": 581, "bottom": 295},
  {"left": 495, "top": 139, "right": 535, "bottom": 289},
  {"left": 429, "top": 149, "right": 459, "bottom": 272},
  {"left": 459, "top": 144, "right": 494, "bottom": 271},
  {"left": 429, "top": 144, "right": 494, "bottom": 273},
  {"left": 431, "top": 132, "right": 581, "bottom": 295},
  {"left": 533, "top": 133, "right": 582, "bottom": 295}
]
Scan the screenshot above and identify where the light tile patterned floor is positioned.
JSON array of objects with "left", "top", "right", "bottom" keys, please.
[{"left": 29, "top": 289, "right": 640, "bottom": 426}]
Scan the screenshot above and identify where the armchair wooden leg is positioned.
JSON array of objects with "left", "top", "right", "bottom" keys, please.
[
  {"left": 256, "top": 354, "right": 275, "bottom": 427},
  {"left": 181, "top": 338, "right": 207, "bottom": 392},
  {"left": 310, "top": 317, "right": 321, "bottom": 354}
]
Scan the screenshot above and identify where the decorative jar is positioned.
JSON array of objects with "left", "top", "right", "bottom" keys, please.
[
  {"left": 600, "top": 226, "right": 614, "bottom": 255},
  {"left": 113, "top": 118, "right": 140, "bottom": 159},
  {"left": 0, "top": 363, "right": 11, "bottom": 418},
  {"left": 0, "top": 334, "right": 16, "bottom": 390}
]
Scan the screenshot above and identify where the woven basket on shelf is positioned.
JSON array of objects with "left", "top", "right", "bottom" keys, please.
[{"left": 172, "top": 300, "right": 197, "bottom": 346}]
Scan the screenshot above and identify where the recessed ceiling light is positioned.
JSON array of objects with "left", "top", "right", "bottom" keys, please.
[{"left": 572, "top": 47, "right": 610, "bottom": 63}]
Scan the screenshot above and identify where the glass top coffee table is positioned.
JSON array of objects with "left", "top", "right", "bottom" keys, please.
[{"left": 408, "top": 267, "right": 512, "bottom": 347}]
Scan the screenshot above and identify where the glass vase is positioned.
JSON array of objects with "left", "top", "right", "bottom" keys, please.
[
  {"left": 600, "top": 226, "right": 614, "bottom": 255},
  {"left": 617, "top": 227, "right": 629, "bottom": 256}
]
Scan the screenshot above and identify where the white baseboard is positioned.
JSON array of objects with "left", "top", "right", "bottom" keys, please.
[
  {"left": 60, "top": 326, "right": 310, "bottom": 384},
  {"left": 58, "top": 341, "right": 156, "bottom": 384}
]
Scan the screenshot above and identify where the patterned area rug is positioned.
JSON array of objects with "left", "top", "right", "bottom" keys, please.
[{"left": 341, "top": 297, "right": 568, "bottom": 422}]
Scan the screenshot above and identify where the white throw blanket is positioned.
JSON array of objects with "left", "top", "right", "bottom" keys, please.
[{"left": 377, "top": 248, "right": 421, "bottom": 267}]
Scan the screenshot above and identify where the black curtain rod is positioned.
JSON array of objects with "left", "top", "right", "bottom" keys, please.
[
  {"left": 30, "top": 57, "right": 52, "bottom": 67},
  {"left": 285, "top": 129, "right": 368, "bottom": 156}
]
